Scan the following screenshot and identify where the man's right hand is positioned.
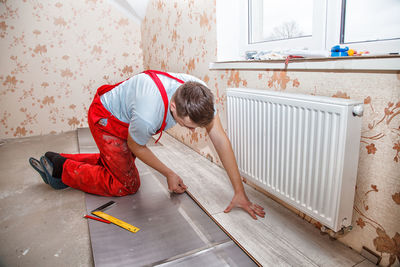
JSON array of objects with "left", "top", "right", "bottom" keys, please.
[
  {"left": 127, "top": 135, "right": 187, "bottom": 194},
  {"left": 166, "top": 172, "right": 187, "bottom": 194}
]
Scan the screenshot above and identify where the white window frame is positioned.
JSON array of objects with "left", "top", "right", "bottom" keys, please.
[
  {"left": 216, "top": 0, "right": 400, "bottom": 62},
  {"left": 242, "top": 0, "right": 327, "bottom": 52},
  {"left": 325, "top": 0, "right": 400, "bottom": 55}
]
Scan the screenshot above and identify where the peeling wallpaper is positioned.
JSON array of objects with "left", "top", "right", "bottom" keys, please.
[
  {"left": 141, "top": 1, "right": 400, "bottom": 266},
  {"left": 0, "top": 0, "right": 143, "bottom": 137}
]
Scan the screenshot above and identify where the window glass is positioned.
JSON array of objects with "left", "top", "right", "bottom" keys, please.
[
  {"left": 249, "top": 0, "right": 313, "bottom": 44},
  {"left": 343, "top": 0, "right": 400, "bottom": 43}
]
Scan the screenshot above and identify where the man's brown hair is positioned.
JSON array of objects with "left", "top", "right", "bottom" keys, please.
[{"left": 173, "top": 81, "right": 215, "bottom": 127}]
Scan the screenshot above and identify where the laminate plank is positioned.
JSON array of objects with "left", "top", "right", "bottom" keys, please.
[
  {"left": 79, "top": 128, "right": 367, "bottom": 266},
  {"left": 85, "top": 160, "right": 256, "bottom": 267},
  {"left": 150, "top": 146, "right": 233, "bottom": 214},
  {"left": 213, "top": 212, "right": 317, "bottom": 267},
  {"left": 154, "top": 133, "right": 366, "bottom": 267},
  {"left": 353, "top": 259, "right": 379, "bottom": 267},
  {"left": 77, "top": 128, "right": 98, "bottom": 153},
  {"left": 77, "top": 127, "right": 160, "bottom": 154},
  {"left": 222, "top": 186, "right": 364, "bottom": 267}
]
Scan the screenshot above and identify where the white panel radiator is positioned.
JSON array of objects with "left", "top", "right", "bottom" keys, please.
[{"left": 227, "top": 88, "right": 363, "bottom": 232}]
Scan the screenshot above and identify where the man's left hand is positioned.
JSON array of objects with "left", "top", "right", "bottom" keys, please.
[{"left": 224, "top": 192, "right": 265, "bottom": 220}]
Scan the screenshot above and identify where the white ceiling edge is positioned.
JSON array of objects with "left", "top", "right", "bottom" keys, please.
[{"left": 107, "top": 0, "right": 149, "bottom": 25}]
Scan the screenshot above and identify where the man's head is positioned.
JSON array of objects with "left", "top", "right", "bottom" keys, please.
[{"left": 171, "top": 81, "right": 214, "bottom": 129}]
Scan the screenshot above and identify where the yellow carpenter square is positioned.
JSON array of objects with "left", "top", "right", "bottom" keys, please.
[{"left": 92, "top": 211, "right": 140, "bottom": 233}]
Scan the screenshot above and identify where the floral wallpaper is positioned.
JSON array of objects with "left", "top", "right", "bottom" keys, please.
[
  {"left": 1, "top": 0, "right": 399, "bottom": 265},
  {"left": 141, "top": 0, "right": 400, "bottom": 266},
  {"left": 0, "top": 0, "right": 143, "bottom": 138}
]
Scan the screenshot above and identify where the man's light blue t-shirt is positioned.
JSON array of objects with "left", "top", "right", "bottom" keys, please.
[{"left": 100, "top": 72, "right": 207, "bottom": 146}]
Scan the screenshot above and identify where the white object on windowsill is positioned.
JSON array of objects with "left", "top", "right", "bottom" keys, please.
[
  {"left": 246, "top": 49, "right": 330, "bottom": 60},
  {"left": 209, "top": 54, "right": 400, "bottom": 71}
]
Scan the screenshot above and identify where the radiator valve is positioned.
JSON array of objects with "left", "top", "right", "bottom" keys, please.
[
  {"left": 352, "top": 104, "right": 364, "bottom": 117},
  {"left": 329, "top": 224, "right": 353, "bottom": 238}
]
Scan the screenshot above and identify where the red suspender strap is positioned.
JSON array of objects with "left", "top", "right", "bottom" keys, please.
[
  {"left": 145, "top": 70, "right": 185, "bottom": 84},
  {"left": 96, "top": 80, "right": 125, "bottom": 96},
  {"left": 143, "top": 70, "right": 184, "bottom": 143}
]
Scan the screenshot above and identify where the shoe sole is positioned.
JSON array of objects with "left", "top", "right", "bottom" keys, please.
[
  {"left": 29, "top": 157, "right": 48, "bottom": 184},
  {"left": 40, "top": 156, "right": 69, "bottom": 190}
]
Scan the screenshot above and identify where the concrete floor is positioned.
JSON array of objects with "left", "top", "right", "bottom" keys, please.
[
  {"left": 0, "top": 130, "right": 374, "bottom": 267},
  {"left": 0, "top": 131, "right": 92, "bottom": 267}
]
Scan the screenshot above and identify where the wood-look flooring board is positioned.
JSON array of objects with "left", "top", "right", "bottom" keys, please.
[
  {"left": 152, "top": 133, "right": 368, "bottom": 267},
  {"left": 77, "top": 127, "right": 99, "bottom": 153},
  {"left": 85, "top": 167, "right": 256, "bottom": 266},
  {"left": 77, "top": 127, "right": 160, "bottom": 154},
  {"left": 79, "top": 128, "right": 368, "bottom": 266},
  {"left": 79, "top": 128, "right": 256, "bottom": 266}
]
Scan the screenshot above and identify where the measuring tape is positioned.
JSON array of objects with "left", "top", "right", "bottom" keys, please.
[{"left": 92, "top": 210, "right": 140, "bottom": 233}]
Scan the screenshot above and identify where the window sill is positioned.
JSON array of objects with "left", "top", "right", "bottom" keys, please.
[{"left": 209, "top": 55, "right": 400, "bottom": 71}]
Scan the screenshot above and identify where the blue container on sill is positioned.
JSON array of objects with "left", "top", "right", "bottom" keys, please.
[{"left": 331, "top": 45, "right": 349, "bottom": 57}]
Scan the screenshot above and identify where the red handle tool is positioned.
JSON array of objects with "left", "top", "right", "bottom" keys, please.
[{"left": 84, "top": 214, "right": 111, "bottom": 224}]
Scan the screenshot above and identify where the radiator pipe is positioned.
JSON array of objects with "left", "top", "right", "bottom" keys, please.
[{"left": 321, "top": 225, "right": 353, "bottom": 239}]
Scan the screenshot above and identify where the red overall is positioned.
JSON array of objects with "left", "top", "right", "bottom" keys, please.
[{"left": 60, "top": 70, "right": 184, "bottom": 196}]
